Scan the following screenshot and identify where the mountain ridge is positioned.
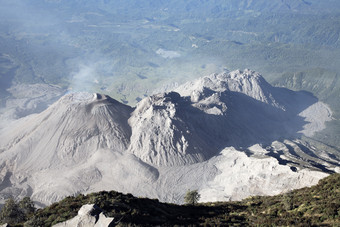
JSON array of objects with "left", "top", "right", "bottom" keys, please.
[{"left": 0, "top": 69, "right": 338, "bottom": 206}]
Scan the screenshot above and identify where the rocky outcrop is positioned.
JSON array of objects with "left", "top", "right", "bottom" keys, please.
[
  {"left": 128, "top": 92, "right": 210, "bottom": 166},
  {"left": 53, "top": 204, "right": 114, "bottom": 227},
  {"left": 129, "top": 69, "right": 331, "bottom": 166},
  {"left": 176, "top": 69, "right": 279, "bottom": 107}
]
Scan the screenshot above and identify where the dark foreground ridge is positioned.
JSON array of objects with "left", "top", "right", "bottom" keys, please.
[{"left": 1, "top": 173, "right": 339, "bottom": 226}]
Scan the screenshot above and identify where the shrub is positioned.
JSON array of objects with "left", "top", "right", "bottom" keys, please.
[
  {"left": 184, "top": 190, "right": 200, "bottom": 206},
  {"left": 0, "top": 197, "right": 25, "bottom": 225}
]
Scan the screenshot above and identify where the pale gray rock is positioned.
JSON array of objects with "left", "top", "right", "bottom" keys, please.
[
  {"left": 176, "top": 69, "right": 282, "bottom": 108},
  {"left": 199, "top": 147, "right": 329, "bottom": 202},
  {"left": 53, "top": 204, "right": 114, "bottom": 227},
  {"left": 130, "top": 69, "right": 334, "bottom": 166},
  {"left": 0, "top": 93, "right": 132, "bottom": 169},
  {"left": 298, "top": 101, "right": 333, "bottom": 136},
  {"left": 128, "top": 91, "right": 210, "bottom": 166},
  {"left": 0, "top": 69, "right": 337, "bottom": 207},
  {"left": 0, "top": 92, "right": 144, "bottom": 205}
]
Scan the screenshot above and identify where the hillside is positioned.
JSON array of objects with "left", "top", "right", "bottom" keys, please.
[
  {"left": 2, "top": 173, "right": 338, "bottom": 226},
  {"left": 129, "top": 69, "right": 334, "bottom": 166},
  {"left": 0, "top": 70, "right": 337, "bottom": 207},
  {"left": 274, "top": 69, "right": 340, "bottom": 150}
]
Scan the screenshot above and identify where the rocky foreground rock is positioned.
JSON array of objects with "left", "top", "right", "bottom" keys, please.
[{"left": 53, "top": 204, "right": 114, "bottom": 227}]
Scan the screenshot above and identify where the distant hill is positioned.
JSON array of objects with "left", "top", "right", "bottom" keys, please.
[
  {"left": 3, "top": 173, "right": 338, "bottom": 226},
  {"left": 1, "top": 0, "right": 340, "bottom": 109},
  {"left": 38, "top": 0, "right": 340, "bottom": 15},
  {"left": 274, "top": 68, "right": 340, "bottom": 150}
]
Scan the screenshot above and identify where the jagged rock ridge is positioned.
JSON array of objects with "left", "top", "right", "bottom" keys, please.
[
  {"left": 53, "top": 204, "right": 115, "bottom": 227},
  {"left": 129, "top": 69, "right": 328, "bottom": 166},
  {"left": 0, "top": 69, "right": 338, "bottom": 206}
]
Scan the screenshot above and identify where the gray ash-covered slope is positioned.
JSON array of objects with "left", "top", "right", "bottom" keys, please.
[
  {"left": 0, "top": 93, "right": 132, "bottom": 170},
  {"left": 0, "top": 92, "right": 163, "bottom": 205},
  {"left": 129, "top": 69, "right": 325, "bottom": 166},
  {"left": 0, "top": 69, "right": 337, "bottom": 206},
  {"left": 0, "top": 70, "right": 332, "bottom": 169},
  {"left": 0, "top": 93, "right": 137, "bottom": 204}
]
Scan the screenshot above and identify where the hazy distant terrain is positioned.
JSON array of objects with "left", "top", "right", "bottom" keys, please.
[
  {"left": 1, "top": 0, "right": 340, "bottom": 103},
  {"left": 0, "top": 0, "right": 340, "bottom": 208}
]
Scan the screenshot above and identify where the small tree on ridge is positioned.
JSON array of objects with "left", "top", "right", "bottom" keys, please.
[{"left": 184, "top": 189, "right": 200, "bottom": 205}]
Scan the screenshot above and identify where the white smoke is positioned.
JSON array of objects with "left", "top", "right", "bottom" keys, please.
[{"left": 69, "top": 57, "right": 115, "bottom": 93}]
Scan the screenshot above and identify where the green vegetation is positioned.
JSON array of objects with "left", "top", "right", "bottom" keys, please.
[
  {"left": 0, "top": 197, "right": 35, "bottom": 226},
  {"left": 0, "top": 174, "right": 339, "bottom": 226},
  {"left": 184, "top": 189, "right": 200, "bottom": 206}
]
